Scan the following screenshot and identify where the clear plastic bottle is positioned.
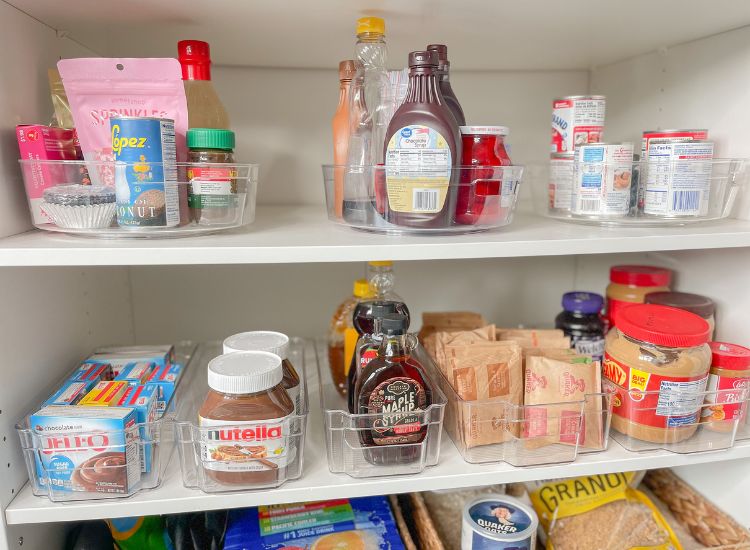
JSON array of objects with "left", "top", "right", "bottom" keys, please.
[
  {"left": 329, "top": 279, "right": 372, "bottom": 396},
  {"left": 332, "top": 60, "right": 356, "bottom": 219},
  {"left": 177, "top": 40, "right": 230, "bottom": 129},
  {"left": 367, "top": 260, "right": 401, "bottom": 300}
]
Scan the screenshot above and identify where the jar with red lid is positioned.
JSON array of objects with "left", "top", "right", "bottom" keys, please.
[
  {"left": 645, "top": 291, "right": 715, "bottom": 338},
  {"left": 456, "top": 126, "right": 512, "bottom": 225},
  {"left": 606, "top": 265, "right": 672, "bottom": 328},
  {"left": 701, "top": 342, "right": 750, "bottom": 432},
  {"left": 603, "top": 304, "right": 711, "bottom": 444}
]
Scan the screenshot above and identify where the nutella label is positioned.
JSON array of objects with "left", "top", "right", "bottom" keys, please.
[
  {"left": 30, "top": 406, "right": 140, "bottom": 494},
  {"left": 198, "top": 416, "right": 292, "bottom": 472},
  {"left": 368, "top": 377, "right": 426, "bottom": 444},
  {"left": 603, "top": 352, "right": 709, "bottom": 428}
]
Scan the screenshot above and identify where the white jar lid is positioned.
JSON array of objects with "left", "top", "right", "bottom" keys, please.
[
  {"left": 207, "top": 351, "right": 282, "bottom": 394},
  {"left": 223, "top": 331, "right": 290, "bottom": 359},
  {"left": 460, "top": 125, "right": 509, "bottom": 136}
]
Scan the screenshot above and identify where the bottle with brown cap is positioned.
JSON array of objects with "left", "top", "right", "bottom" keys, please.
[
  {"left": 332, "top": 60, "right": 356, "bottom": 218},
  {"left": 426, "top": 44, "right": 465, "bottom": 125},
  {"left": 383, "top": 50, "right": 461, "bottom": 228}
]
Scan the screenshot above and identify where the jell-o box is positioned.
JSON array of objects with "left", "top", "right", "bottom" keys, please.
[
  {"left": 114, "top": 362, "right": 157, "bottom": 385},
  {"left": 79, "top": 381, "right": 130, "bottom": 407},
  {"left": 29, "top": 405, "right": 140, "bottom": 494},
  {"left": 146, "top": 363, "right": 183, "bottom": 414},
  {"left": 69, "top": 362, "right": 114, "bottom": 384},
  {"left": 118, "top": 384, "right": 159, "bottom": 473},
  {"left": 44, "top": 380, "right": 97, "bottom": 406},
  {"left": 85, "top": 345, "right": 173, "bottom": 377}
]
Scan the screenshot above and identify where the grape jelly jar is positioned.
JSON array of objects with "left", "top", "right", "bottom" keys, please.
[
  {"left": 457, "top": 126, "right": 512, "bottom": 225},
  {"left": 555, "top": 291, "right": 606, "bottom": 362}
]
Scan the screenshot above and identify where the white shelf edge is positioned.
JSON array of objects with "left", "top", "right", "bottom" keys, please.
[
  {"left": 2, "top": 206, "right": 750, "bottom": 266},
  {"left": 7, "top": 340, "right": 750, "bottom": 525}
]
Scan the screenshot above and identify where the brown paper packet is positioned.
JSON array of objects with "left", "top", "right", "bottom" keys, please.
[
  {"left": 419, "top": 311, "right": 487, "bottom": 341},
  {"left": 523, "top": 355, "right": 603, "bottom": 450},
  {"left": 442, "top": 341, "right": 523, "bottom": 448},
  {"left": 424, "top": 325, "right": 496, "bottom": 375},
  {"left": 497, "top": 328, "right": 566, "bottom": 346}
]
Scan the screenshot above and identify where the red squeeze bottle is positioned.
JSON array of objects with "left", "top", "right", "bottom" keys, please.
[{"left": 383, "top": 50, "right": 461, "bottom": 229}]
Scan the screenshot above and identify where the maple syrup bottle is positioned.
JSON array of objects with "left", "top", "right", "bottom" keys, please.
[
  {"left": 354, "top": 314, "right": 432, "bottom": 465},
  {"left": 383, "top": 50, "right": 461, "bottom": 229}
]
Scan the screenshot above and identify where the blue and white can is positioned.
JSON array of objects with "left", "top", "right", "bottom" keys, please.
[
  {"left": 111, "top": 117, "right": 179, "bottom": 227},
  {"left": 461, "top": 495, "right": 538, "bottom": 550}
]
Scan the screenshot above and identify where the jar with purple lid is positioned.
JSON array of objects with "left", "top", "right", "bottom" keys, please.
[{"left": 555, "top": 291, "right": 605, "bottom": 361}]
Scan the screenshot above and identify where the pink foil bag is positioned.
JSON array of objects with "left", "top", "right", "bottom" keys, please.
[{"left": 58, "top": 58, "right": 189, "bottom": 170}]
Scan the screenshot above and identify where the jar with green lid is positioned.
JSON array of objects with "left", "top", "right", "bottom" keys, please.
[{"left": 186, "top": 128, "right": 241, "bottom": 226}]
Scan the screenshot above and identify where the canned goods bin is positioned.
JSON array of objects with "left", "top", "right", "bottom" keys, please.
[
  {"left": 428, "top": 349, "right": 613, "bottom": 466},
  {"left": 15, "top": 342, "right": 196, "bottom": 503},
  {"left": 18, "top": 160, "right": 258, "bottom": 238},
  {"left": 314, "top": 340, "right": 447, "bottom": 478},
  {"left": 175, "top": 340, "right": 309, "bottom": 493},
  {"left": 530, "top": 158, "right": 746, "bottom": 226},
  {"left": 322, "top": 164, "right": 523, "bottom": 234}
]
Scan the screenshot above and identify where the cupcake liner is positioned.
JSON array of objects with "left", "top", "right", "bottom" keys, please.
[{"left": 41, "top": 202, "right": 117, "bottom": 229}]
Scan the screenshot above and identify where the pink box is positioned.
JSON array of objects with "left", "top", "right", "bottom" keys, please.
[{"left": 16, "top": 125, "right": 78, "bottom": 225}]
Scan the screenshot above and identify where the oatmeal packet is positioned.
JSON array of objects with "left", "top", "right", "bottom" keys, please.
[
  {"left": 523, "top": 355, "right": 603, "bottom": 450},
  {"left": 497, "top": 328, "right": 571, "bottom": 350},
  {"left": 424, "top": 325, "right": 496, "bottom": 373},
  {"left": 419, "top": 311, "right": 487, "bottom": 341}
]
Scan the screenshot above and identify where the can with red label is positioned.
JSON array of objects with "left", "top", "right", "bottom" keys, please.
[
  {"left": 549, "top": 153, "right": 574, "bottom": 213},
  {"left": 702, "top": 342, "right": 750, "bottom": 432},
  {"left": 551, "top": 95, "right": 606, "bottom": 153},
  {"left": 640, "top": 128, "right": 708, "bottom": 158}
]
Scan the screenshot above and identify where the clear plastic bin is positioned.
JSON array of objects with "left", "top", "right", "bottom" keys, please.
[
  {"left": 528, "top": 158, "right": 746, "bottom": 226},
  {"left": 609, "top": 386, "right": 750, "bottom": 453},
  {"left": 175, "top": 340, "right": 309, "bottom": 493},
  {"left": 16, "top": 342, "right": 195, "bottom": 502},
  {"left": 18, "top": 160, "right": 258, "bottom": 238},
  {"left": 314, "top": 340, "right": 446, "bottom": 478},
  {"left": 428, "top": 354, "right": 612, "bottom": 465},
  {"left": 322, "top": 164, "right": 523, "bottom": 234}
]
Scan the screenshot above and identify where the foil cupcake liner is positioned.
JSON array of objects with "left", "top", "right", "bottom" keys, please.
[{"left": 41, "top": 202, "right": 117, "bottom": 229}]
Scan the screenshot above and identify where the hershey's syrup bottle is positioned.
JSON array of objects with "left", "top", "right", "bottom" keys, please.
[
  {"left": 383, "top": 50, "right": 461, "bottom": 229},
  {"left": 426, "top": 44, "right": 465, "bottom": 126}
]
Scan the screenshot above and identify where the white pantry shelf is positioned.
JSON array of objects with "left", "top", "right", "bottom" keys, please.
[
  {"left": 2, "top": 206, "right": 750, "bottom": 266},
  {"left": 8, "top": 350, "right": 750, "bottom": 525}
]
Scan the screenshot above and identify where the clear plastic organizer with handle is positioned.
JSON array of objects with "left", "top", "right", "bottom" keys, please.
[
  {"left": 608, "top": 385, "right": 750, "bottom": 453},
  {"left": 428, "top": 353, "right": 612, "bottom": 465},
  {"left": 16, "top": 341, "right": 195, "bottom": 502},
  {"left": 735, "top": 395, "right": 750, "bottom": 441},
  {"left": 528, "top": 157, "right": 746, "bottom": 226},
  {"left": 314, "top": 340, "right": 446, "bottom": 478},
  {"left": 175, "top": 340, "right": 309, "bottom": 493},
  {"left": 18, "top": 160, "right": 258, "bottom": 238},
  {"left": 322, "top": 164, "right": 524, "bottom": 234}
]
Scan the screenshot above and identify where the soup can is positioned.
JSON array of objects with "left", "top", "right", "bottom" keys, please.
[
  {"left": 644, "top": 141, "right": 714, "bottom": 217},
  {"left": 551, "top": 95, "right": 606, "bottom": 153},
  {"left": 640, "top": 128, "right": 708, "bottom": 158},
  {"left": 549, "top": 153, "right": 574, "bottom": 213},
  {"left": 572, "top": 142, "right": 634, "bottom": 217},
  {"left": 461, "top": 494, "right": 537, "bottom": 550},
  {"left": 111, "top": 116, "right": 179, "bottom": 227}
]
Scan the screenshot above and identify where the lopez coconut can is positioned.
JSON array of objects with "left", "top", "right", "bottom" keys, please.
[
  {"left": 111, "top": 116, "right": 179, "bottom": 227},
  {"left": 461, "top": 495, "right": 538, "bottom": 550}
]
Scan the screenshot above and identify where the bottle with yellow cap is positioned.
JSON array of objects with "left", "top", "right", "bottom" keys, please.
[
  {"left": 367, "top": 260, "right": 401, "bottom": 300},
  {"left": 328, "top": 278, "right": 373, "bottom": 396}
]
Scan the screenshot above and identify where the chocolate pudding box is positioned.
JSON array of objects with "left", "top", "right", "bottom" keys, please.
[
  {"left": 85, "top": 345, "right": 173, "bottom": 377},
  {"left": 69, "top": 362, "right": 113, "bottom": 384},
  {"left": 118, "top": 384, "right": 159, "bottom": 473},
  {"left": 43, "top": 380, "right": 97, "bottom": 406},
  {"left": 147, "top": 363, "right": 183, "bottom": 414},
  {"left": 29, "top": 405, "right": 140, "bottom": 495},
  {"left": 114, "top": 362, "right": 157, "bottom": 385}
]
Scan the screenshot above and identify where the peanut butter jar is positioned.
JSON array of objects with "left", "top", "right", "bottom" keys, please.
[
  {"left": 606, "top": 265, "right": 671, "bottom": 328},
  {"left": 199, "top": 351, "right": 294, "bottom": 486},
  {"left": 603, "top": 304, "right": 711, "bottom": 444}
]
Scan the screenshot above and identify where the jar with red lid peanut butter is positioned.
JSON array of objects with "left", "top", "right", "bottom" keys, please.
[
  {"left": 603, "top": 304, "right": 711, "bottom": 444},
  {"left": 606, "top": 265, "right": 671, "bottom": 328},
  {"left": 199, "top": 351, "right": 294, "bottom": 486},
  {"left": 701, "top": 342, "right": 750, "bottom": 432}
]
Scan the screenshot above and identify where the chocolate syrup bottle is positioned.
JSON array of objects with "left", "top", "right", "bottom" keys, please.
[
  {"left": 383, "top": 50, "right": 462, "bottom": 229},
  {"left": 426, "top": 44, "right": 465, "bottom": 126},
  {"left": 354, "top": 314, "right": 432, "bottom": 464},
  {"left": 347, "top": 300, "right": 411, "bottom": 412}
]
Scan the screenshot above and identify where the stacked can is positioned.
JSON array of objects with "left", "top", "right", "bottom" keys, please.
[{"left": 549, "top": 95, "right": 606, "bottom": 215}]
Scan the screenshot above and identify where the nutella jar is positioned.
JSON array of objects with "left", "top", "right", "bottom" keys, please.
[
  {"left": 645, "top": 291, "right": 715, "bottom": 339},
  {"left": 606, "top": 265, "right": 671, "bottom": 328},
  {"left": 199, "top": 351, "right": 294, "bottom": 486},
  {"left": 702, "top": 342, "right": 750, "bottom": 432},
  {"left": 603, "top": 304, "right": 711, "bottom": 444},
  {"left": 223, "top": 331, "right": 302, "bottom": 416}
]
